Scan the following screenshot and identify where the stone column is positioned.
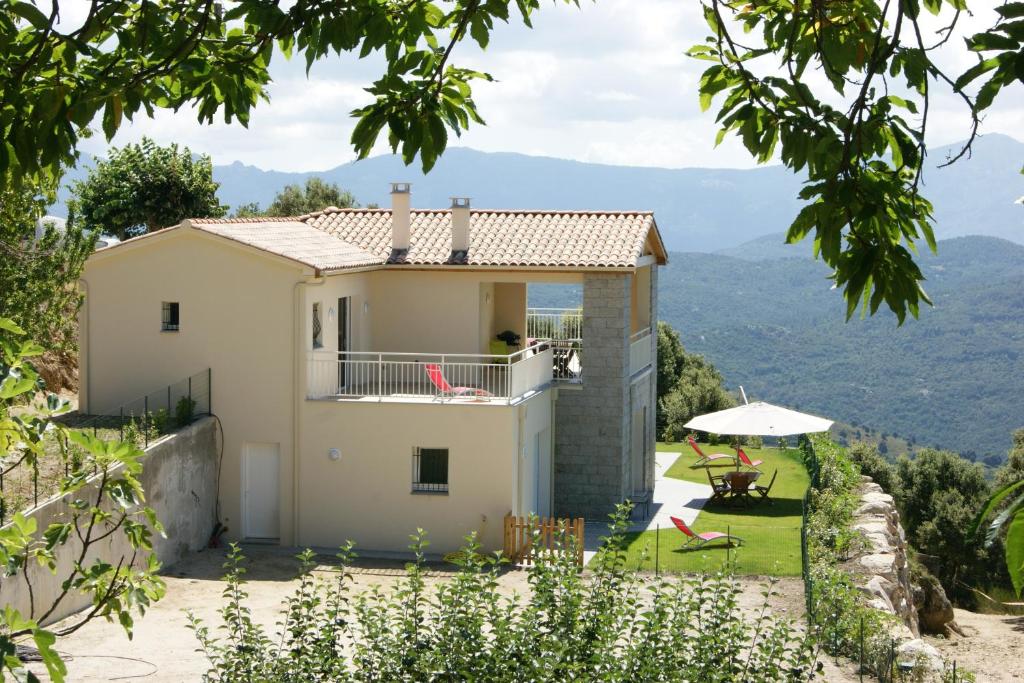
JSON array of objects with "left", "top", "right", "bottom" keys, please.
[{"left": 553, "top": 272, "right": 632, "bottom": 519}]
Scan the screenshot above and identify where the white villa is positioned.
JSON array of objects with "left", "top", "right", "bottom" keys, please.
[{"left": 78, "top": 184, "right": 667, "bottom": 554}]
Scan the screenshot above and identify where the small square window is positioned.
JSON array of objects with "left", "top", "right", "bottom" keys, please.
[
  {"left": 412, "top": 447, "right": 448, "bottom": 493},
  {"left": 312, "top": 302, "right": 323, "bottom": 349},
  {"left": 161, "top": 302, "right": 179, "bottom": 332}
]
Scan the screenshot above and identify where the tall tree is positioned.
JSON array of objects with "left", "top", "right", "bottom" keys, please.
[
  {"left": 72, "top": 138, "right": 225, "bottom": 239},
  {"left": 266, "top": 178, "right": 359, "bottom": 216},
  {"left": 656, "top": 322, "right": 735, "bottom": 441},
  {"left": 0, "top": 181, "right": 93, "bottom": 355},
  {"left": 0, "top": 0, "right": 1021, "bottom": 320}
]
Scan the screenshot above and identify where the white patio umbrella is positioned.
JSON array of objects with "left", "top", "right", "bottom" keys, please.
[{"left": 683, "top": 399, "right": 833, "bottom": 437}]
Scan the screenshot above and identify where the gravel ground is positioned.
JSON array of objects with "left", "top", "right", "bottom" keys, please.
[
  {"left": 926, "top": 607, "right": 1024, "bottom": 682},
  {"left": 24, "top": 545, "right": 860, "bottom": 682}
]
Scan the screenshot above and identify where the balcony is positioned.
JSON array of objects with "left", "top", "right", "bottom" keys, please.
[
  {"left": 629, "top": 327, "right": 653, "bottom": 375},
  {"left": 527, "top": 308, "right": 582, "bottom": 382},
  {"left": 307, "top": 347, "right": 553, "bottom": 404}
]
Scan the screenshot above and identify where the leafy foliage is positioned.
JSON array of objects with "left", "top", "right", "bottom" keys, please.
[
  {"left": 191, "top": 507, "right": 821, "bottom": 682},
  {"left": 72, "top": 138, "right": 225, "bottom": 238},
  {"left": 0, "top": 317, "right": 165, "bottom": 682},
  {"left": 265, "top": 177, "right": 358, "bottom": 216},
  {"left": 971, "top": 430, "right": 1024, "bottom": 598},
  {"left": 846, "top": 441, "right": 1010, "bottom": 604},
  {"left": 0, "top": 183, "right": 93, "bottom": 354},
  {"left": 657, "top": 321, "right": 735, "bottom": 441},
  {"left": 690, "top": 0, "right": 1023, "bottom": 322}
]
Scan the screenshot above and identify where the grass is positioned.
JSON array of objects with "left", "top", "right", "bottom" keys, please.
[{"left": 618, "top": 442, "right": 809, "bottom": 576}]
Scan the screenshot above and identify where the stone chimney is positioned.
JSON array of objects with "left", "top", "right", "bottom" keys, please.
[
  {"left": 391, "top": 183, "right": 411, "bottom": 252},
  {"left": 450, "top": 197, "right": 471, "bottom": 254}
]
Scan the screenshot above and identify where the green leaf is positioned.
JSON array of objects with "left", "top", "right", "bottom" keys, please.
[
  {"left": 11, "top": 2, "right": 50, "bottom": 29},
  {"left": 0, "top": 318, "right": 26, "bottom": 335},
  {"left": 1007, "top": 511, "right": 1024, "bottom": 598},
  {"left": 32, "top": 628, "right": 66, "bottom": 683},
  {"left": 969, "top": 479, "right": 1024, "bottom": 538}
]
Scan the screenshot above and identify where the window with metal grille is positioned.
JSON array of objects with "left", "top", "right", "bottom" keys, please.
[
  {"left": 161, "top": 302, "right": 179, "bottom": 331},
  {"left": 312, "top": 302, "right": 323, "bottom": 349},
  {"left": 412, "top": 447, "right": 448, "bottom": 493}
]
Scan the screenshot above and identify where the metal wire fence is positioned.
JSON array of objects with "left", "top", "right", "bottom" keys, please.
[{"left": 0, "top": 369, "right": 211, "bottom": 525}]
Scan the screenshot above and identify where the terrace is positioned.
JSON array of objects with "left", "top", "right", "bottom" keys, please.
[{"left": 306, "top": 346, "right": 553, "bottom": 404}]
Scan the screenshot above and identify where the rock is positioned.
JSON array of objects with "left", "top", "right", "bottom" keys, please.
[
  {"left": 914, "top": 571, "right": 959, "bottom": 636},
  {"left": 860, "top": 553, "right": 899, "bottom": 582},
  {"left": 859, "top": 576, "right": 895, "bottom": 612},
  {"left": 896, "top": 639, "right": 944, "bottom": 673}
]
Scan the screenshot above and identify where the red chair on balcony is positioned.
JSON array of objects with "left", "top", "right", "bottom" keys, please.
[{"left": 424, "top": 363, "right": 493, "bottom": 398}]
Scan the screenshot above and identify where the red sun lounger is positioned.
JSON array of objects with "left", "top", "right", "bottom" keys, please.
[
  {"left": 424, "top": 363, "right": 493, "bottom": 398},
  {"left": 737, "top": 448, "right": 763, "bottom": 472},
  {"left": 687, "top": 436, "right": 736, "bottom": 467},
  {"left": 670, "top": 516, "right": 742, "bottom": 550}
]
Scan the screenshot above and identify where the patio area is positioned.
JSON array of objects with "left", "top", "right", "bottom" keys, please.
[{"left": 598, "top": 442, "right": 809, "bottom": 575}]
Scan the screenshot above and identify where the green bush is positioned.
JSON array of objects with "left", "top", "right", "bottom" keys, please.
[
  {"left": 190, "top": 507, "right": 822, "bottom": 682},
  {"left": 175, "top": 395, "right": 196, "bottom": 427}
]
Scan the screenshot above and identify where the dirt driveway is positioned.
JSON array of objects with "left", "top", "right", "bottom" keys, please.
[{"left": 28, "top": 545, "right": 853, "bottom": 682}]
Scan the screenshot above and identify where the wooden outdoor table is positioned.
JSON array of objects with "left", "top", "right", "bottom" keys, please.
[{"left": 722, "top": 470, "right": 761, "bottom": 506}]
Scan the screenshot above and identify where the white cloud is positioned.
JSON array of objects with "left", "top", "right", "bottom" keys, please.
[{"left": 79, "top": 0, "right": 1022, "bottom": 172}]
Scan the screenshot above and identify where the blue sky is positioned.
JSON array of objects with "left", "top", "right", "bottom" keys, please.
[{"left": 71, "top": 0, "right": 1023, "bottom": 172}]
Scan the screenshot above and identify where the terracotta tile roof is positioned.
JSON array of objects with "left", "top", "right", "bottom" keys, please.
[
  {"left": 303, "top": 208, "right": 664, "bottom": 268},
  {"left": 95, "top": 208, "right": 667, "bottom": 272},
  {"left": 188, "top": 219, "right": 380, "bottom": 271}
]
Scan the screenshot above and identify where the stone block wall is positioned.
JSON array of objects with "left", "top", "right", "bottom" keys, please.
[{"left": 554, "top": 272, "right": 632, "bottom": 518}]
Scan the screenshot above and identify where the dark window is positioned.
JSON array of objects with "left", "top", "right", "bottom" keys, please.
[
  {"left": 161, "top": 302, "right": 179, "bottom": 331},
  {"left": 312, "top": 302, "right": 323, "bottom": 349},
  {"left": 412, "top": 447, "right": 448, "bottom": 493}
]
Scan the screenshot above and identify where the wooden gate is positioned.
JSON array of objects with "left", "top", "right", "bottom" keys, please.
[{"left": 503, "top": 515, "right": 585, "bottom": 567}]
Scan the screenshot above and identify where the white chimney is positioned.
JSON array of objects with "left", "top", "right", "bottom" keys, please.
[
  {"left": 451, "top": 197, "right": 471, "bottom": 253},
  {"left": 391, "top": 182, "right": 411, "bottom": 252}
]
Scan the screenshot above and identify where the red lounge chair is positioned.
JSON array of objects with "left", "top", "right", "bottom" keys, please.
[
  {"left": 687, "top": 436, "right": 735, "bottom": 467},
  {"left": 424, "top": 363, "right": 493, "bottom": 397},
  {"left": 670, "top": 516, "right": 742, "bottom": 550},
  {"left": 737, "top": 448, "right": 763, "bottom": 472}
]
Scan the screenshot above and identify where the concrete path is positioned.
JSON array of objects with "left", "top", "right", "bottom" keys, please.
[{"left": 583, "top": 451, "right": 712, "bottom": 564}]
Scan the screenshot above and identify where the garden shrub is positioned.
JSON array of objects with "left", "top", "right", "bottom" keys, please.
[{"left": 190, "top": 507, "right": 822, "bottom": 682}]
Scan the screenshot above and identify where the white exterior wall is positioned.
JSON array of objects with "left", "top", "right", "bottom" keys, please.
[
  {"left": 299, "top": 391, "right": 551, "bottom": 554},
  {"left": 80, "top": 229, "right": 306, "bottom": 545}
]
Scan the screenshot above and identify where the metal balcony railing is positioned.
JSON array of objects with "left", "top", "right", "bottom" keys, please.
[{"left": 307, "top": 347, "right": 553, "bottom": 403}]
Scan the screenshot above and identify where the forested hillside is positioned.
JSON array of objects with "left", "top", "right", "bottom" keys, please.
[{"left": 657, "top": 236, "right": 1024, "bottom": 462}]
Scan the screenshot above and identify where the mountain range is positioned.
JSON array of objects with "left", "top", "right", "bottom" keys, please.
[{"left": 54, "top": 134, "right": 1023, "bottom": 252}]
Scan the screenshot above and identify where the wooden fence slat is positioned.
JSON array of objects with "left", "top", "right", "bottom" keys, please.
[{"left": 503, "top": 514, "right": 584, "bottom": 568}]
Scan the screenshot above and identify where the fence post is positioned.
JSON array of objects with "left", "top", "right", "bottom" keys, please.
[
  {"left": 33, "top": 463, "right": 38, "bottom": 507},
  {"left": 859, "top": 615, "right": 864, "bottom": 682},
  {"left": 655, "top": 524, "right": 660, "bottom": 576}
]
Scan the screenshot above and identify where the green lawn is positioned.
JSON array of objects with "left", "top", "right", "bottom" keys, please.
[{"left": 617, "top": 442, "right": 809, "bottom": 576}]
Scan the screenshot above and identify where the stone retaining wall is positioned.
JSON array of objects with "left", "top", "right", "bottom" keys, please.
[
  {"left": 846, "top": 476, "right": 949, "bottom": 671},
  {"left": 0, "top": 417, "right": 218, "bottom": 626}
]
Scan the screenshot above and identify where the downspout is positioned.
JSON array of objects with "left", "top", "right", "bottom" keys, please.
[
  {"left": 293, "top": 271, "right": 326, "bottom": 546},
  {"left": 78, "top": 277, "right": 90, "bottom": 413}
]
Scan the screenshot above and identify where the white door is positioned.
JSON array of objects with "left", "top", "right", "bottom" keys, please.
[
  {"left": 243, "top": 442, "right": 280, "bottom": 540},
  {"left": 536, "top": 429, "right": 552, "bottom": 517}
]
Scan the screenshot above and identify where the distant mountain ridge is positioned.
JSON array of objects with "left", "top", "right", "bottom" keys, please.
[
  {"left": 657, "top": 235, "right": 1024, "bottom": 462},
  {"left": 54, "top": 134, "right": 1023, "bottom": 253}
]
